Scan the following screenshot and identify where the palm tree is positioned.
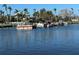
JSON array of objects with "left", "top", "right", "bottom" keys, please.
[
  {"left": 46, "top": 10, "right": 53, "bottom": 21},
  {"left": 33, "top": 11, "right": 40, "bottom": 22},
  {"left": 71, "top": 8, "right": 74, "bottom": 13},
  {"left": 33, "top": 9, "right": 36, "bottom": 13},
  {"left": 24, "top": 8, "right": 28, "bottom": 14},
  {"left": 39, "top": 8, "right": 46, "bottom": 20},
  {"left": 14, "top": 9, "right": 19, "bottom": 22},
  {"left": 71, "top": 8, "right": 74, "bottom": 19},
  {"left": 8, "top": 6, "right": 12, "bottom": 22},
  {"left": 2, "top": 4, "right": 8, "bottom": 23},
  {"left": 54, "top": 8, "right": 57, "bottom": 15},
  {"left": 0, "top": 10, "right": 3, "bottom": 15},
  {"left": 53, "top": 8, "right": 57, "bottom": 21},
  {"left": 33, "top": 9, "right": 37, "bottom": 20},
  {"left": 0, "top": 10, "right": 5, "bottom": 23},
  {"left": 24, "top": 8, "right": 28, "bottom": 21}
]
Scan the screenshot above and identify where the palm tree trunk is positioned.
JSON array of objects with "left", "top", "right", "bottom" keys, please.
[
  {"left": 17, "top": 16, "right": 19, "bottom": 22},
  {"left": 10, "top": 11, "right": 11, "bottom": 22},
  {"left": 6, "top": 10, "right": 8, "bottom": 23}
]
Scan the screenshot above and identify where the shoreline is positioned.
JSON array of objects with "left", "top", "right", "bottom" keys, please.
[{"left": 0, "top": 22, "right": 78, "bottom": 28}]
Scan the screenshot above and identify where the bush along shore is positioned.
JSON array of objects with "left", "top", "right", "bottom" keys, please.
[{"left": 0, "top": 4, "right": 79, "bottom": 28}]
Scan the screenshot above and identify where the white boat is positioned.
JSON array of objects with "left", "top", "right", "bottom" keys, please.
[
  {"left": 36, "top": 23, "right": 44, "bottom": 28},
  {"left": 59, "top": 20, "right": 68, "bottom": 26},
  {"left": 53, "top": 22, "right": 59, "bottom": 26},
  {"left": 63, "top": 22, "right": 68, "bottom": 26}
]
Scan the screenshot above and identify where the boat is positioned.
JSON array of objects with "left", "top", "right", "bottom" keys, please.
[
  {"left": 36, "top": 23, "right": 44, "bottom": 28},
  {"left": 53, "top": 22, "right": 59, "bottom": 26},
  {"left": 59, "top": 20, "right": 68, "bottom": 26},
  {"left": 63, "top": 22, "right": 68, "bottom": 26},
  {"left": 16, "top": 25, "right": 32, "bottom": 30},
  {"left": 16, "top": 22, "right": 32, "bottom": 30}
]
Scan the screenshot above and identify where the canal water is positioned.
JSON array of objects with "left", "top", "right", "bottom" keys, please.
[{"left": 0, "top": 24, "right": 79, "bottom": 55}]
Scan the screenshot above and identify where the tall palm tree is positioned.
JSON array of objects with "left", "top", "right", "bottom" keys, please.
[
  {"left": 24, "top": 8, "right": 28, "bottom": 14},
  {"left": 0, "top": 10, "right": 3, "bottom": 15},
  {"left": 33, "top": 9, "right": 37, "bottom": 20},
  {"left": 54, "top": 8, "right": 57, "bottom": 15},
  {"left": 2, "top": 4, "right": 8, "bottom": 23},
  {"left": 71, "top": 8, "right": 74, "bottom": 19},
  {"left": 46, "top": 10, "right": 53, "bottom": 20},
  {"left": 0, "top": 10, "right": 5, "bottom": 23},
  {"left": 71, "top": 8, "right": 74, "bottom": 14},
  {"left": 14, "top": 9, "right": 19, "bottom": 22},
  {"left": 24, "top": 8, "right": 28, "bottom": 21},
  {"left": 53, "top": 8, "right": 57, "bottom": 21},
  {"left": 33, "top": 9, "right": 36, "bottom": 13},
  {"left": 8, "top": 6, "right": 12, "bottom": 22},
  {"left": 8, "top": 6, "right": 12, "bottom": 21},
  {"left": 40, "top": 8, "right": 46, "bottom": 20}
]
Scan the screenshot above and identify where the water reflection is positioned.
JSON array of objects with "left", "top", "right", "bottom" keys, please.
[{"left": 0, "top": 24, "right": 79, "bottom": 54}]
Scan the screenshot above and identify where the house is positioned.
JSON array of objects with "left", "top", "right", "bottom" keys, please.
[{"left": 71, "top": 19, "right": 79, "bottom": 22}]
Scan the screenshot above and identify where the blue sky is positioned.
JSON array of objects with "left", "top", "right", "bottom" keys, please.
[{"left": 0, "top": 4, "right": 79, "bottom": 16}]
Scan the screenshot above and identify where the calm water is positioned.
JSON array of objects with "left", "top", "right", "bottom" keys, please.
[{"left": 0, "top": 24, "right": 79, "bottom": 55}]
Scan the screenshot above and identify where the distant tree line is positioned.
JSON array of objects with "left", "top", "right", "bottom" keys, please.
[{"left": 0, "top": 4, "right": 78, "bottom": 23}]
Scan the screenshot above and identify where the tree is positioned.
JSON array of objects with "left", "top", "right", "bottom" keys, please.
[
  {"left": 33, "top": 11, "right": 39, "bottom": 22},
  {"left": 0, "top": 10, "right": 4, "bottom": 15},
  {"left": 33, "top": 9, "right": 37, "bottom": 20},
  {"left": 14, "top": 9, "right": 19, "bottom": 22},
  {"left": 2, "top": 4, "right": 8, "bottom": 23},
  {"left": 53, "top": 8, "right": 57, "bottom": 21},
  {"left": 0, "top": 10, "right": 5, "bottom": 23},
  {"left": 24, "top": 8, "right": 29, "bottom": 21},
  {"left": 8, "top": 6, "right": 12, "bottom": 22},
  {"left": 59, "top": 8, "right": 72, "bottom": 21},
  {"left": 39, "top": 8, "right": 47, "bottom": 20},
  {"left": 71, "top": 8, "right": 74, "bottom": 19},
  {"left": 53, "top": 8, "right": 57, "bottom": 15},
  {"left": 71, "top": 8, "right": 74, "bottom": 14},
  {"left": 46, "top": 10, "right": 53, "bottom": 20}
]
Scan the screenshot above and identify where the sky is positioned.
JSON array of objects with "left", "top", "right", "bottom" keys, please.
[{"left": 0, "top": 4, "right": 79, "bottom": 16}]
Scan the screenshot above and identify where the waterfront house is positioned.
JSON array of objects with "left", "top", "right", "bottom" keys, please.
[{"left": 71, "top": 19, "right": 79, "bottom": 22}]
